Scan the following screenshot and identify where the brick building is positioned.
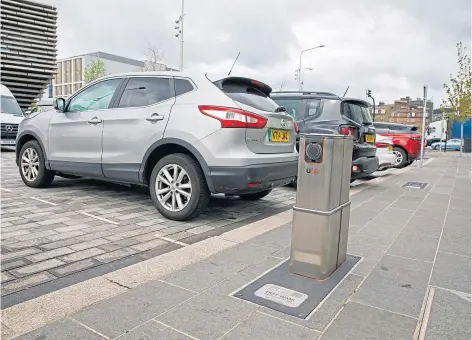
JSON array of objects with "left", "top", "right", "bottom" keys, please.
[{"left": 370, "top": 97, "right": 431, "bottom": 131}]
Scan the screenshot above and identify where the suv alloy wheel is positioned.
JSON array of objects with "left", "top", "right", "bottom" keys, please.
[
  {"left": 19, "top": 140, "right": 55, "bottom": 188},
  {"left": 149, "top": 153, "right": 210, "bottom": 221}
]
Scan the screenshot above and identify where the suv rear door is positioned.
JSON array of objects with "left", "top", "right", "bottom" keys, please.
[
  {"left": 100, "top": 76, "right": 175, "bottom": 182},
  {"left": 210, "top": 76, "right": 296, "bottom": 154},
  {"left": 341, "top": 100, "right": 376, "bottom": 158}
]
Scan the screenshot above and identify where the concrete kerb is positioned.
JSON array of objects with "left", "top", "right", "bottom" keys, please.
[{"left": 1, "top": 210, "right": 292, "bottom": 339}]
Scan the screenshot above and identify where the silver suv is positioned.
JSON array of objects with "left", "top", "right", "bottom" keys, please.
[{"left": 16, "top": 72, "right": 298, "bottom": 220}]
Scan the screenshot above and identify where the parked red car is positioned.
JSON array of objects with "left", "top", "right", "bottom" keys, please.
[{"left": 373, "top": 122, "right": 423, "bottom": 168}]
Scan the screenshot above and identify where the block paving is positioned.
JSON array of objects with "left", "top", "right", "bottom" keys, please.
[{"left": 1, "top": 150, "right": 296, "bottom": 307}]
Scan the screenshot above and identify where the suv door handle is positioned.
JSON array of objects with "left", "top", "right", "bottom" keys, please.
[
  {"left": 146, "top": 114, "right": 164, "bottom": 122},
  {"left": 88, "top": 117, "right": 102, "bottom": 125}
]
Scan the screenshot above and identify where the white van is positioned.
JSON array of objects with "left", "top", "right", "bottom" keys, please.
[
  {"left": 0, "top": 84, "right": 24, "bottom": 147},
  {"left": 1, "top": 84, "right": 24, "bottom": 147},
  {"left": 426, "top": 119, "right": 447, "bottom": 146}
]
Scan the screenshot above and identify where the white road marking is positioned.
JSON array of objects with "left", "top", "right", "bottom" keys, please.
[
  {"left": 30, "top": 197, "right": 58, "bottom": 206},
  {"left": 157, "top": 235, "right": 188, "bottom": 247},
  {"left": 80, "top": 212, "right": 119, "bottom": 225},
  {"left": 1, "top": 188, "right": 12, "bottom": 192}
]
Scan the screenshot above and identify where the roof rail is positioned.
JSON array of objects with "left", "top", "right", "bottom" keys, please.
[{"left": 271, "top": 91, "right": 338, "bottom": 96}]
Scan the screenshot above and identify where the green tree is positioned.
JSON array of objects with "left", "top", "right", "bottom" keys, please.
[
  {"left": 84, "top": 58, "right": 106, "bottom": 84},
  {"left": 442, "top": 42, "right": 472, "bottom": 154}
]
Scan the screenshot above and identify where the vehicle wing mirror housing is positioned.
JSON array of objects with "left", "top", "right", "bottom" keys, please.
[{"left": 53, "top": 98, "right": 66, "bottom": 112}]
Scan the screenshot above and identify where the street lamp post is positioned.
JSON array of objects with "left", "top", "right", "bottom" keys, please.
[
  {"left": 174, "top": 0, "right": 185, "bottom": 71},
  {"left": 298, "top": 45, "right": 325, "bottom": 90},
  {"left": 300, "top": 67, "right": 313, "bottom": 91}
]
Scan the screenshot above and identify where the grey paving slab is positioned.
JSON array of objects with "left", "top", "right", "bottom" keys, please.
[
  {"left": 352, "top": 254, "right": 432, "bottom": 318},
  {"left": 245, "top": 223, "right": 291, "bottom": 249},
  {"left": 221, "top": 311, "right": 321, "bottom": 340},
  {"left": 415, "top": 208, "right": 448, "bottom": 220},
  {"left": 114, "top": 320, "right": 194, "bottom": 340},
  {"left": 402, "top": 216, "right": 444, "bottom": 238},
  {"left": 157, "top": 287, "right": 255, "bottom": 340},
  {"left": 357, "top": 199, "right": 394, "bottom": 212},
  {"left": 271, "top": 245, "right": 290, "bottom": 259},
  {"left": 15, "top": 318, "right": 105, "bottom": 340},
  {"left": 349, "top": 208, "right": 379, "bottom": 226},
  {"left": 425, "top": 288, "right": 471, "bottom": 340},
  {"left": 369, "top": 207, "right": 416, "bottom": 227},
  {"left": 347, "top": 243, "right": 387, "bottom": 276},
  {"left": 430, "top": 252, "right": 471, "bottom": 293},
  {"left": 73, "top": 280, "right": 195, "bottom": 338},
  {"left": 348, "top": 223, "right": 401, "bottom": 247},
  {"left": 387, "top": 231, "right": 438, "bottom": 262},
  {"left": 439, "top": 222, "right": 471, "bottom": 257},
  {"left": 321, "top": 302, "right": 417, "bottom": 340},
  {"left": 162, "top": 242, "right": 277, "bottom": 293}
]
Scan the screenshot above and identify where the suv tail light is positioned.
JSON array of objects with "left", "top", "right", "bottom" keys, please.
[
  {"left": 198, "top": 105, "right": 267, "bottom": 129},
  {"left": 375, "top": 142, "right": 390, "bottom": 148},
  {"left": 410, "top": 136, "right": 422, "bottom": 141},
  {"left": 293, "top": 120, "right": 299, "bottom": 133},
  {"left": 339, "top": 126, "right": 356, "bottom": 136}
]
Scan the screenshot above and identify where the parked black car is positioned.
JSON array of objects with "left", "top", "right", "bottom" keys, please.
[{"left": 271, "top": 91, "right": 378, "bottom": 181}]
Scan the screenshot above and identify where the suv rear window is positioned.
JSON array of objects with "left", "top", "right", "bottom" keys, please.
[
  {"left": 342, "top": 101, "right": 372, "bottom": 125},
  {"left": 217, "top": 79, "right": 279, "bottom": 112},
  {"left": 272, "top": 98, "right": 302, "bottom": 120}
]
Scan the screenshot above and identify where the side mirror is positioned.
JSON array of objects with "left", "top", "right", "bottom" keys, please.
[{"left": 53, "top": 98, "right": 66, "bottom": 112}]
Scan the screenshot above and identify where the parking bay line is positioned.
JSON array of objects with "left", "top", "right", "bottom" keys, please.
[
  {"left": 80, "top": 211, "right": 119, "bottom": 225},
  {"left": 157, "top": 235, "right": 188, "bottom": 247},
  {"left": 30, "top": 197, "right": 58, "bottom": 206}
]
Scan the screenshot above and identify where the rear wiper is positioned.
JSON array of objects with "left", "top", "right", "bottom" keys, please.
[{"left": 275, "top": 106, "right": 286, "bottom": 113}]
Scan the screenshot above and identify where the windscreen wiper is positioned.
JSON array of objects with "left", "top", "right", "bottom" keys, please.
[{"left": 275, "top": 106, "right": 287, "bottom": 113}]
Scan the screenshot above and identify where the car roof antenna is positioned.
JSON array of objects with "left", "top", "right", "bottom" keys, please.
[
  {"left": 343, "top": 86, "right": 350, "bottom": 97},
  {"left": 228, "top": 52, "right": 240, "bottom": 75}
]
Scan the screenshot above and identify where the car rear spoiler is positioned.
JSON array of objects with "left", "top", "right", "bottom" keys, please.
[{"left": 208, "top": 75, "right": 273, "bottom": 96}]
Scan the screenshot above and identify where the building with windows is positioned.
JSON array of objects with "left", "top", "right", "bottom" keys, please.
[
  {"left": 370, "top": 97, "right": 432, "bottom": 131},
  {"left": 52, "top": 51, "right": 173, "bottom": 98},
  {"left": 0, "top": 0, "right": 57, "bottom": 108}
]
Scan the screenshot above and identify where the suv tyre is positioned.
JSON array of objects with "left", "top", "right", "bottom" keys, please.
[
  {"left": 19, "top": 140, "right": 55, "bottom": 188},
  {"left": 150, "top": 153, "right": 210, "bottom": 221},
  {"left": 393, "top": 147, "right": 408, "bottom": 168},
  {"left": 239, "top": 189, "right": 272, "bottom": 201}
]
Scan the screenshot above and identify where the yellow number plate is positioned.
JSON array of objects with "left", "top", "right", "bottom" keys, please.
[
  {"left": 387, "top": 145, "right": 393, "bottom": 151},
  {"left": 269, "top": 130, "right": 290, "bottom": 142},
  {"left": 365, "top": 134, "right": 375, "bottom": 143}
]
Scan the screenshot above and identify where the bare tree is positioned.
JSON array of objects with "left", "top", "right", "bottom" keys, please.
[
  {"left": 275, "top": 79, "right": 287, "bottom": 92},
  {"left": 141, "top": 44, "right": 167, "bottom": 71}
]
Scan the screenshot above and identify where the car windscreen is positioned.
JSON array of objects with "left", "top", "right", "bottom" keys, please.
[
  {"left": 217, "top": 79, "right": 279, "bottom": 112},
  {"left": 342, "top": 101, "right": 372, "bottom": 125},
  {"left": 272, "top": 98, "right": 303, "bottom": 120},
  {"left": 1, "top": 95, "right": 23, "bottom": 115}
]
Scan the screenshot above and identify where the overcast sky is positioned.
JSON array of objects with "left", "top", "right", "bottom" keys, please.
[{"left": 44, "top": 0, "right": 470, "bottom": 108}]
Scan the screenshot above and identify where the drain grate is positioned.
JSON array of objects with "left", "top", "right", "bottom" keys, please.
[{"left": 402, "top": 182, "right": 428, "bottom": 189}]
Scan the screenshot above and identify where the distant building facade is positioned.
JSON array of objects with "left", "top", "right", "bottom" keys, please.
[
  {"left": 0, "top": 0, "right": 58, "bottom": 108},
  {"left": 52, "top": 51, "right": 173, "bottom": 98},
  {"left": 370, "top": 97, "right": 432, "bottom": 131}
]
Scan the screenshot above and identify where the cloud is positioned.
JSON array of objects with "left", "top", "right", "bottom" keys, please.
[{"left": 44, "top": 0, "right": 470, "bottom": 107}]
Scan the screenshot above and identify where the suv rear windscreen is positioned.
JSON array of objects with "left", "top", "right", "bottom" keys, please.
[
  {"left": 342, "top": 101, "right": 372, "bottom": 125},
  {"left": 214, "top": 78, "right": 279, "bottom": 112},
  {"left": 272, "top": 98, "right": 302, "bottom": 120}
]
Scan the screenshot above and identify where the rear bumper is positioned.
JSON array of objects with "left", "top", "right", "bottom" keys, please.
[
  {"left": 351, "top": 156, "right": 379, "bottom": 180},
  {"left": 209, "top": 161, "right": 298, "bottom": 194}
]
